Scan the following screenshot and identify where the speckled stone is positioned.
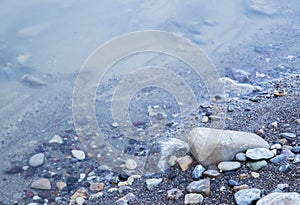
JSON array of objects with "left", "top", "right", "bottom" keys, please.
[
  {"left": 234, "top": 188, "right": 261, "bottom": 205},
  {"left": 186, "top": 179, "right": 210, "bottom": 196},
  {"left": 192, "top": 164, "right": 206, "bottom": 180},
  {"left": 203, "top": 170, "right": 221, "bottom": 178}
]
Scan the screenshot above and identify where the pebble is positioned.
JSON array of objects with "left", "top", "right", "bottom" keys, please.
[
  {"left": 89, "top": 182, "right": 105, "bottom": 192},
  {"left": 235, "top": 153, "right": 247, "bottom": 162},
  {"left": 218, "top": 161, "right": 241, "bottom": 171},
  {"left": 192, "top": 164, "right": 206, "bottom": 180},
  {"left": 246, "top": 148, "right": 274, "bottom": 160},
  {"left": 168, "top": 155, "right": 178, "bottom": 167},
  {"left": 280, "top": 132, "right": 297, "bottom": 140},
  {"left": 186, "top": 179, "right": 210, "bottom": 196},
  {"left": 201, "top": 116, "right": 209, "bottom": 123},
  {"left": 233, "top": 184, "right": 249, "bottom": 193},
  {"left": 125, "top": 159, "right": 137, "bottom": 170},
  {"left": 203, "top": 170, "right": 221, "bottom": 178},
  {"left": 176, "top": 155, "right": 193, "bottom": 171},
  {"left": 256, "top": 192, "right": 300, "bottom": 205},
  {"left": 111, "top": 122, "right": 119, "bottom": 128},
  {"left": 246, "top": 160, "right": 268, "bottom": 171},
  {"left": 270, "top": 144, "right": 282, "bottom": 150},
  {"left": 250, "top": 172, "right": 260, "bottom": 178},
  {"left": 228, "top": 179, "right": 240, "bottom": 187},
  {"left": 184, "top": 193, "right": 204, "bottom": 205},
  {"left": 270, "top": 154, "right": 286, "bottom": 164},
  {"left": 145, "top": 178, "right": 163, "bottom": 190},
  {"left": 56, "top": 181, "right": 67, "bottom": 191},
  {"left": 30, "top": 178, "right": 51, "bottom": 190},
  {"left": 278, "top": 163, "right": 291, "bottom": 173},
  {"left": 116, "top": 193, "right": 135, "bottom": 205},
  {"left": 234, "top": 188, "right": 261, "bottom": 205},
  {"left": 75, "top": 197, "right": 85, "bottom": 205},
  {"left": 291, "top": 146, "right": 300, "bottom": 153},
  {"left": 71, "top": 150, "right": 86, "bottom": 161},
  {"left": 49, "top": 135, "right": 63, "bottom": 144},
  {"left": 293, "top": 154, "right": 300, "bottom": 163},
  {"left": 166, "top": 188, "right": 183, "bottom": 200},
  {"left": 281, "top": 149, "right": 296, "bottom": 160},
  {"left": 28, "top": 153, "right": 45, "bottom": 167},
  {"left": 277, "top": 183, "right": 289, "bottom": 190}
]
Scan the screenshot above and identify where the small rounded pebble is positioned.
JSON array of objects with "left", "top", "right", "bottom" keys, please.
[
  {"left": 125, "top": 159, "right": 137, "bottom": 170},
  {"left": 246, "top": 148, "right": 274, "bottom": 160},
  {"left": 250, "top": 172, "right": 260, "bottom": 178},
  {"left": 71, "top": 150, "right": 86, "bottom": 161},
  {"left": 49, "top": 135, "right": 63, "bottom": 144},
  {"left": 31, "top": 178, "right": 51, "bottom": 190},
  {"left": 278, "top": 163, "right": 291, "bottom": 173},
  {"left": 166, "top": 188, "right": 183, "bottom": 200},
  {"left": 89, "top": 182, "right": 105, "bottom": 192},
  {"left": 228, "top": 179, "right": 240, "bottom": 187},
  {"left": 146, "top": 178, "right": 163, "bottom": 190},
  {"left": 270, "top": 154, "right": 286, "bottom": 164},
  {"left": 235, "top": 153, "right": 247, "bottom": 162},
  {"left": 234, "top": 188, "right": 261, "bottom": 205},
  {"left": 176, "top": 155, "right": 193, "bottom": 171},
  {"left": 192, "top": 164, "right": 206, "bottom": 180},
  {"left": 246, "top": 160, "right": 268, "bottom": 171},
  {"left": 218, "top": 161, "right": 241, "bottom": 171},
  {"left": 28, "top": 153, "right": 45, "bottom": 167},
  {"left": 233, "top": 184, "right": 249, "bottom": 193},
  {"left": 184, "top": 193, "right": 204, "bottom": 205},
  {"left": 203, "top": 170, "right": 221, "bottom": 178}
]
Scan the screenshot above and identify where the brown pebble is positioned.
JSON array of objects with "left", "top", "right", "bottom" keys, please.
[
  {"left": 89, "top": 182, "right": 105, "bottom": 192},
  {"left": 203, "top": 170, "right": 221, "bottom": 178},
  {"left": 176, "top": 155, "right": 193, "bottom": 171},
  {"left": 238, "top": 173, "right": 250, "bottom": 180},
  {"left": 233, "top": 184, "right": 249, "bottom": 192}
]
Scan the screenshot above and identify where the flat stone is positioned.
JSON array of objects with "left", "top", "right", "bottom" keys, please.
[
  {"left": 188, "top": 128, "right": 269, "bottom": 166},
  {"left": 146, "top": 178, "right": 163, "bottom": 190},
  {"left": 218, "top": 161, "right": 241, "bottom": 171},
  {"left": 203, "top": 170, "right": 221, "bottom": 178},
  {"left": 270, "top": 144, "right": 282, "bottom": 150},
  {"left": 184, "top": 193, "right": 204, "bottom": 205},
  {"left": 234, "top": 188, "right": 261, "bottom": 205},
  {"left": 28, "top": 153, "right": 45, "bottom": 167},
  {"left": 281, "top": 149, "right": 296, "bottom": 160},
  {"left": 56, "top": 181, "right": 67, "bottom": 191},
  {"left": 186, "top": 179, "right": 210, "bottom": 196},
  {"left": 291, "top": 146, "right": 300, "bottom": 153},
  {"left": 31, "top": 178, "right": 51, "bottom": 190},
  {"left": 228, "top": 179, "right": 240, "bottom": 187},
  {"left": 116, "top": 193, "right": 135, "bottom": 205},
  {"left": 71, "top": 150, "right": 86, "bottom": 160},
  {"left": 278, "top": 163, "right": 291, "bottom": 173},
  {"left": 177, "top": 155, "right": 193, "bottom": 171},
  {"left": 192, "top": 164, "right": 206, "bottom": 180},
  {"left": 89, "top": 182, "right": 105, "bottom": 192},
  {"left": 125, "top": 159, "right": 137, "bottom": 170},
  {"left": 280, "top": 132, "right": 297, "bottom": 140},
  {"left": 233, "top": 184, "right": 249, "bottom": 193},
  {"left": 270, "top": 154, "right": 286, "bottom": 164},
  {"left": 235, "top": 153, "right": 247, "bottom": 162},
  {"left": 246, "top": 160, "right": 267, "bottom": 171},
  {"left": 257, "top": 192, "right": 300, "bottom": 205},
  {"left": 246, "top": 148, "right": 274, "bottom": 160},
  {"left": 166, "top": 188, "right": 183, "bottom": 200},
  {"left": 49, "top": 135, "right": 63, "bottom": 144}
]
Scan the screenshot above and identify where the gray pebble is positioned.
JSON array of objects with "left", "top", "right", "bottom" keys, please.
[
  {"left": 235, "top": 153, "right": 247, "bottom": 162},
  {"left": 218, "top": 161, "right": 241, "bottom": 171},
  {"left": 192, "top": 164, "right": 206, "bottom": 180},
  {"left": 234, "top": 188, "right": 262, "bottom": 205},
  {"left": 246, "top": 148, "right": 274, "bottom": 160},
  {"left": 280, "top": 132, "right": 296, "bottom": 140},
  {"left": 28, "top": 153, "right": 45, "bottom": 167}
]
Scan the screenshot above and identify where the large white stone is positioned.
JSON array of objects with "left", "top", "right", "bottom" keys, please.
[
  {"left": 188, "top": 128, "right": 269, "bottom": 166},
  {"left": 257, "top": 192, "right": 300, "bottom": 205}
]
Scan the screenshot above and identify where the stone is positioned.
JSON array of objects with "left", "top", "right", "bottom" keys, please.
[
  {"left": 125, "top": 159, "right": 137, "bottom": 170},
  {"left": 31, "top": 178, "right": 51, "bottom": 190},
  {"left": 184, "top": 193, "right": 204, "bottom": 204},
  {"left": 233, "top": 185, "right": 249, "bottom": 193},
  {"left": 281, "top": 149, "right": 296, "bottom": 160},
  {"left": 218, "top": 161, "right": 241, "bottom": 171},
  {"left": 168, "top": 155, "right": 177, "bottom": 167},
  {"left": 228, "top": 179, "right": 240, "bottom": 187},
  {"left": 28, "top": 153, "right": 45, "bottom": 167},
  {"left": 89, "top": 182, "right": 105, "bottom": 192},
  {"left": 246, "top": 160, "right": 267, "bottom": 171},
  {"left": 201, "top": 116, "right": 209, "bottom": 123},
  {"left": 49, "top": 135, "right": 63, "bottom": 144},
  {"left": 270, "top": 154, "right": 286, "bottom": 164},
  {"left": 192, "top": 164, "right": 206, "bottom": 180},
  {"left": 270, "top": 144, "right": 282, "bottom": 150},
  {"left": 146, "top": 178, "right": 163, "bottom": 190},
  {"left": 280, "top": 132, "right": 297, "bottom": 140},
  {"left": 116, "top": 193, "right": 135, "bottom": 205},
  {"left": 188, "top": 128, "right": 269, "bottom": 166},
  {"left": 203, "top": 170, "right": 221, "bottom": 178},
  {"left": 246, "top": 148, "right": 274, "bottom": 160},
  {"left": 278, "top": 163, "right": 291, "bottom": 173},
  {"left": 177, "top": 155, "right": 193, "bottom": 171},
  {"left": 257, "top": 192, "right": 300, "bottom": 205},
  {"left": 293, "top": 154, "right": 300, "bottom": 163},
  {"left": 71, "top": 150, "right": 86, "bottom": 160},
  {"left": 75, "top": 197, "right": 85, "bottom": 205},
  {"left": 111, "top": 122, "right": 119, "bottom": 128},
  {"left": 234, "top": 188, "right": 261, "bottom": 205},
  {"left": 186, "top": 179, "right": 210, "bottom": 196},
  {"left": 250, "top": 172, "right": 260, "bottom": 178},
  {"left": 166, "top": 188, "right": 183, "bottom": 200},
  {"left": 56, "top": 181, "right": 67, "bottom": 191},
  {"left": 277, "top": 183, "right": 289, "bottom": 190},
  {"left": 235, "top": 153, "right": 247, "bottom": 162},
  {"left": 291, "top": 146, "right": 300, "bottom": 153}
]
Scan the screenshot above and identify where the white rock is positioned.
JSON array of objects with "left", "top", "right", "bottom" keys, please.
[
  {"left": 184, "top": 193, "right": 204, "bottom": 204},
  {"left": 189, "top": 128, "right": 269, "bottom": 166},
  {"left": 31, "top": 178, "right": 51, "bottom": 190},
  {"left": 218, "top": 161, "right": 241, "bottom": 171},
  {"left": 146, "top": 178, "right": 163, "bottom": 190},
  {"left": 125, "top": 159, "right": 137, "bottom": 170},
  {"left": 49, "top": 135, "right": 63, "bottom": 144},
  {"left": 71, "top": 150, "right": 86, "bottom": 160},
  {"left": 75, "top": 196, "right": 85, "bottom": 205},
  {"left": 28, "top": 153, "right": 45, "bottom": 167},
  {"left": 257, "top": 192, "right": 300, "bottom": 205}
]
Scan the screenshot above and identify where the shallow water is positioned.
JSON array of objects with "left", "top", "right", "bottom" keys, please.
[{"left": 0, "top": 0, "right": 300, "bottom": 202}]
